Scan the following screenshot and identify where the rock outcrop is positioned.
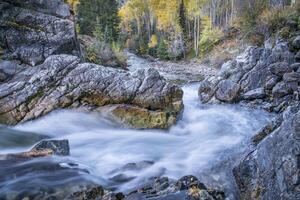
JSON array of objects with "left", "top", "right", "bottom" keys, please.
[
  {"left": 0, "top": 0, "right": 183, "bottom": 129},
  {"left": 197, "top": 15, "right": 300, "bottom": 197},
  {"left": 199, "top": 37, "right": 300, "bottom": 113},
  {"left": 198, "top": 33, "right": 300, "bottom": 199},
  {"left": 0, "top": 54, "right": 183, "bottom": 128},
  {"left": 0, "top": 0, "right": 80, "bottom": 67},
  {"left": 234, "top": 104, "right": 300, "bottom": 200}
]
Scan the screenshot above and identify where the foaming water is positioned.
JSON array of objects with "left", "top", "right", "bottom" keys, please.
[{"left": 8, "top": 84, "right": 273, "bottom": 192}]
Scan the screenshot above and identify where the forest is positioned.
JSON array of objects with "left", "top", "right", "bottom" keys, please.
[{"left": 67, "top": 0, "right": 299, "bottom": 63}]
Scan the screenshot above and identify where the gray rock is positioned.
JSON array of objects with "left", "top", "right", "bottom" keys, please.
[
  {"left": 0, "top": 55, "right": 183, "bottom": 128},
  {"left": 264, "top": 75, "right": 280, "bottom": 90},
  {"left": 168, "top": 33, "right": 185, "bottom": 59},
  {"left": 292, "top": 36, "right": 300, "bottom": 49},
  {"left": 198, "top": 39, "right": 299, "bottom": 110},
  {"left": 283, "top": 72, "right": 300, "bottom": 83},
  {"left": 0, "top": 0, "right": 79, "bottom": 66},
  {"left": 176, "top": 175, "right": 206, "bottom": 191},
  {"left": 31, "top": 139, "right": 70, "bottom": 156},
  {"left": 124, "top": 194, "right": 146, "bottom": 200},
  {"left": 295, "top": 51, "right": 300, "bottom": 61},
  {"left": 109, "top": 174, "right": 135, "bottom": 183},
  {"left": 3, "top": 0, "right": 71, "bottom": 18},
  {"left": 0, "top": 71, "right": 7, "bottom": 82},
  {"left": 234, "top": 106, "right": 300, "bottom": 200},
  {"left": 0, "top": 139, "right": 69, "bottom": 160},
  {"left": 198, "top": 77, "right": 219, "bottom": 103},
  {"left": 291, "top": 63, "right": 300, "bottom": 71},
  {"left": 242, "top": 87, "right": 266, "bottom": 100},
  {"left": 0, "top": 60, "right": 26, "bottom": 75},
  {"left": 269, "top": 62, "right": 293, "bottom": 76},
  {"left": 215, "top": 80, "right": 240, "bottom": 102},
  {"left": 272, "top": 82, "right": 294, "bottom": 98}
]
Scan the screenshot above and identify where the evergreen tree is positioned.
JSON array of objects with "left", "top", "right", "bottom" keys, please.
[
  {"left": 77, "top": 0, "right": 120, "bottom": 42},
  {"left": 157, "top": 39, "right": 169, "bottom": 59},
  {"left": 179, "top": 0, "right": 187, "bottom": 37}
]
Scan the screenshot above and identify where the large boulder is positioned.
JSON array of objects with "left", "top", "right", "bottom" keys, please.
[
  {"left": 272, "top": 81, "right": 294, "bottom": 98},
  {"left": 0, "top": 0, "right": 183, "bottom": 129},
  {"left": 0, "top": 0, "right": 79, "bottom": 66},
  {"left": 242, "top": 87, "right": 266, "bottom": 100},
  {"left": 234, "top": 105, "right": 300, "bottom": 200},
  {"left": 215, "top": 80, "right": 240, "bottom": 102},
  {"left": 198, "top": 77, "right": 219, "bottom": 103},
  {"left": 0, "top": 55, "right": 183, "bottom": 128},
  {"left": 292, "top": 36, "right": 300, "bottom": 50},
  {"left": 269, "top": 62, "right": 293, "bottom": 76}
]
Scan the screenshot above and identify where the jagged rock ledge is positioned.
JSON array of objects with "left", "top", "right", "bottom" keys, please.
[
  {"left": 0, "top": 54, "right": 183, "bottom": 129},
  {"left": 0, "top": 0, "right": 183, "bottom": 129},
  {"left": 198, "top": 34, "right": 300, "bottom": 199},
  {"left": 199, "top": 37, "right": 300, "bottom": 112}
]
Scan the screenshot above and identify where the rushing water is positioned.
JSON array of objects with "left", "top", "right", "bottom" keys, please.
[
  {"left": 0, "top": 56, "right": 274, "bottom": 198},
  {"left": 0, "top": 84, "right": 273, "bottom": 197}
]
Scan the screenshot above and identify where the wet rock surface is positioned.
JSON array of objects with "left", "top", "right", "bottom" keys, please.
[
  {"left": 198, "top": 34, "right": 300, "bottom": 199},
  {"left": 0, "top": 139, "right": 69, "bottom": 160},
  {"left": 0, "top": 0, "right": 183, "bottom": 129},
  {"left": 234, "top": 104, "right": 300, "bottom": 200}
]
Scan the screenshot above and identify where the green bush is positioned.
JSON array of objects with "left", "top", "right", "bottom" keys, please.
[
  {"left": 236, "top": 1, "right": 300, "bottom": 38},
  {"left": 112, "top": 42, "right": 128, "bottom": 67},
  {"left": 157, "top": 40, "right": 169, "bottom": 60},
  {"left": 199, "top": 16, "right": 223, "bottom": 55}
]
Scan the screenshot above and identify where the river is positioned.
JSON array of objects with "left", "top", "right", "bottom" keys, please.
[{"left": 0, "top": 55, "right": 274, "bottom": 199}]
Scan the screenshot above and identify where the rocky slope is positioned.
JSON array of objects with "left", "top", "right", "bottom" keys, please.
[
  {"left": 198, "top": 28, "right": 300, "bottom": 198},
  {"left": 0, "top": 0, "right": 183, "bottom": 129},
  {"left": 199, "top": 36, "right": 300, "bottom": 111}
]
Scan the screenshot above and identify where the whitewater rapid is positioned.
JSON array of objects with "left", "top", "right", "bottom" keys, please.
[{"left": 8, "top": 83, "right": 273, "bottom": 192}]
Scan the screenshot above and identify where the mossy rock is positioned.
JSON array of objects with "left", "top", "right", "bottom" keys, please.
[{"left": 110, "top": 105, "right": 179, "bottom": 129}]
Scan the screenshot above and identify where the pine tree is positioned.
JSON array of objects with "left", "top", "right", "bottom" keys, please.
[
  {"left": 157, "top": 39, "right": 169, "bottom": 59},
  {"left": 77, "top": 0, "right": 120, "bottom": 42},
  {"left": 179, "top": 0, "right": 187, "bottom": 37}
]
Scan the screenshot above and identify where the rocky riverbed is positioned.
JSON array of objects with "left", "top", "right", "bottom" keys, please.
[{"left": 1, "top": 0, "right": 300, "bottom": 199}]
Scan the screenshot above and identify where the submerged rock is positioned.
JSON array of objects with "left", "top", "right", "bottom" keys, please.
[
  {"left": 125, "top": 175, "right": 225, "bottom": 200},
  {"left": 31, "top": 139, "right": 69, "bottom": 156},
  {"left": 0, "top": 139, "right": 69, "bottom": 160}
]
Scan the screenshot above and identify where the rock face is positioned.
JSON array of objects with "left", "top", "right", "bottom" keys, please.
[
  {"left": 198, "top": 38, "right": 299, "bottom": 112},
  {"left": 215, "top": 80, "right": 240, "bottom": 102},
  {"left": 0, "top": 0, "right": 183, "bottom": 129},
  {"left": 0, "top": 55, "right": 183, "bottom": 128},
  {"left": 199, "top": 35, "right": 300, "bottom": 199},
  {"left": 234, "top": 104, "right": 300, "bottom": 200},
  {"left": 0, "top": 0, "right": 80, "bottom": 66}
]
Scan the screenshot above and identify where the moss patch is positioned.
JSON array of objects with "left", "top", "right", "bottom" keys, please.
[{"left": 112, "top": 105, "right": 171, "bottom": 129}]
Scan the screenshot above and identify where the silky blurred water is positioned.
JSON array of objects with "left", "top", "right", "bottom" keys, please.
[{"left": 2, "top": 83, "right": 273, "bottom": 193}]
